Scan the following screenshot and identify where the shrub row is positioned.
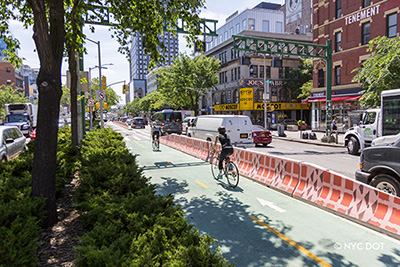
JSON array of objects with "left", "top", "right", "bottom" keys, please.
[
  {"left": 0, "top": 128, "right": 79, "bottom": 266},
  {"left": 75, "top": 128, "right": 231, "bottom": 266}
]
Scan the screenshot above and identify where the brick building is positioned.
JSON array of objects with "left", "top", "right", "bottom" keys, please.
[{"left": 310, "top": 0, "right": 399, "bottom": 131}]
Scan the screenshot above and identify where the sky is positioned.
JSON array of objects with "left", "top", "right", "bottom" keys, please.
[{"left": 9, "top": 0, "right": 284, "bottom": 105}]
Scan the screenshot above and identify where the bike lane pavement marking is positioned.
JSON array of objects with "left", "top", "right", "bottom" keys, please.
[{"left": 125, "top": 138, "right": 400, "bottom": 267}]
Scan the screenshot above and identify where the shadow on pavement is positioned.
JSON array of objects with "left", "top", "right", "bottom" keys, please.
[
  {"left": 153, "top": 175, "right": 366, "bottom": 267},
  {"left": 144, "top": 161, "right": 209, "bottom": 171}
]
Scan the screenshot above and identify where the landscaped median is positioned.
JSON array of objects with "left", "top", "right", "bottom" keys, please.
[{"left": 0, "top": 127, "right": 232, "bottom": 266}]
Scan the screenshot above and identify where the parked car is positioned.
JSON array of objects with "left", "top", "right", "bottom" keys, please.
[
  {"left": 355, "top": 136, "right": 400, "bottom": 196},
  {"left": 131, "top": 117, "right": 145, "bottom": 129},
  {"left": 252, "top": 125, "right": 272, "bottom": 147},
  {"left": 152, "top": 110, "right": 183, "bottom": 135},
  {"left": 0, "top": 126, "right": 27, "bottom": 162},
  {"left": 182, "top": 116, "right": 196, "bottom": 135},
  {"left": 270, "top": 119, "right": 298, "bottom": 130},
  {"left": 126, "top": 118, "right": 133, "bottom": 127}
]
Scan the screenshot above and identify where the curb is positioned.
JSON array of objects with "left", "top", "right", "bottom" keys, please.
[{"left": 272, "top": 134, "right": 344, "bottom": 148}]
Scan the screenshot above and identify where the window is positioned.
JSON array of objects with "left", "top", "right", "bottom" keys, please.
[
  {"left": 231, "top": 69, "right": 234, "bottom": 81},
  {"left": 253, "top": 65, "right": 258, "bottom": 78},
  {"left": 335, "top": 66, "right": 341, "bottom": 85},
  {"left": 335, "top": 32, "right": 341, "bottom": 52},
  {"left": 238, "top": 67, "right": 240, "bottom": 79},
  {"left": 276, "top": 22, "right": 283, "bottom": 33},
  {"left": 260, "top": 66, "right": 264, "bottom": 78},
  {"left": 284, "top": 67, "right": 290, "bottom": 79},
  {"left": 230, "top": 27, "right": 234, "bottom": 37},
  {"left": 6, "top": 67, "right": 11, "bottom": 73},
  {"left": 224, "top": 31, "right": 228, "bottom": 41},
  {"left": 266, "top": 66, "right": 271, "bottom": 78},
  {"left": 362, "top": 22, "right": 370, "bottom": 45},
  {"left": 249, "top": 19, "right": 255, "bottom": 30},
  {"left": 318, "top": 69, "right": 324, "bottom": 88},
  {"left": 336, "top": 0, "right": 342, "bottom": 19},
  {"left": 387, "top": 13, "right": 397, "bottom": 38},
  {"left": 362, "top": 0, "right": 371, "bottom": 8},
  {"left": 236, "top": 23, "right": 240, "bottom": 34},
  {"left": 233, "top": 89, "right": 239, "bottom": 103},
  {"left": 234, "top": 68, "right": 237, "bottom": 80},
  {"left": 242, "top": 19, "right": 247, "bottom": 31},
  {"left": 279, "top": 67, "right": 284, "bottom": 79},
  {"left": 262, "top": 20, "right": 270, "bottom": 32}
]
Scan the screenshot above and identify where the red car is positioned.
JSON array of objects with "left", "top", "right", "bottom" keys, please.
[
  {"left": 252, "top": 125, "right": 272, "bottom": 147},
  {"left": 30, "top": 128, "right": 36, "bottom": 140}
]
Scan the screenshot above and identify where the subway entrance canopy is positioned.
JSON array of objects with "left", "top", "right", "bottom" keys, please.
[{"left": 232, "top": 35, "right": 333, "bottom": 136}]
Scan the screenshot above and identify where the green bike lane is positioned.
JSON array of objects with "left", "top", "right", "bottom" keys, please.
[{"left": 125, "top": 138, "right": 400, "bottom": 267}]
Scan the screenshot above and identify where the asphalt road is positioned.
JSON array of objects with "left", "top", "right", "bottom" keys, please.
[
  {"left": 107, "top": 122, "right": 400, "bottom": 267},
  {"left": 248, "top": 139, "right": 359, "bottom": 179}
]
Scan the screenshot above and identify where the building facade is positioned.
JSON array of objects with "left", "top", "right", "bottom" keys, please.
[
  {"left": 129, "top": 32, "right": 179, "bottom": 100},
  {"left": 204, "top": 2, "right": 312, "bottom": 125},
  {"left": 311, "top": 0, "right": 399, "bottom": 131}
]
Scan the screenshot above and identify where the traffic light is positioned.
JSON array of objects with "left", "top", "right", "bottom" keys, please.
[
  {"left": 122, "top": 84, "right": 129, "bottom": 94},
  {"left": 101, "top": 76, "right": 107, "bottom": 90},
  {"left": 95, "top": 102, "right": 100, "bottom": 110}
]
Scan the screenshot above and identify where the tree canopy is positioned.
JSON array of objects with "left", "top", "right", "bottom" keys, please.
[
  {"left": 0, "top": 85, "right": 28, "bottom": 119},
  {"left": 154, "top": 54, "right": 220, "bottom": 112},
  {"left": 281, "top": 58, "right": 313, "bottom": 100},
  {"left": 0, "top": 0, "right": 206, "bottom": 227},
  {"left": 352, "top": 36, "right": 400, "bottom": 107}
]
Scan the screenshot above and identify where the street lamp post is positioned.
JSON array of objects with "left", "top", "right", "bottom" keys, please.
[{"left": 86, "top": 38, "right": 105, "bottom": 128}]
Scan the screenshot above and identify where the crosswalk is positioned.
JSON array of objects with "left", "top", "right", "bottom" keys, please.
[{"left": 107, "top": 122, "right": 151, "bottom": 141}]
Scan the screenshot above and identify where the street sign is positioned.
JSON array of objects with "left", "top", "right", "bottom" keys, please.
[
  {"left": 88, "top": 99, "right": 94, "bottom": 106},
  {"left": 99, "top": 91, "right": 106, "bottom": 100}
]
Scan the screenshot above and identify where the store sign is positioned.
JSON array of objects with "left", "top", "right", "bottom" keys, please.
[
  {"left": 345, "top": 4, "right": 380, "bottom": 25},
  {"left": 244, "top": 79, "right": 283, "bottom": 88},
  {"left": 254, "top": 102, "right": 310, "bottom": 110},
  {"left": 286, "top": 0, "right": 302, "bottom": 24},
  {"left": 214, "top": 103, "right": 239, "bottom": 111},
  {"left": 239, "top": 88, "right": 254, "bottom": 110}
]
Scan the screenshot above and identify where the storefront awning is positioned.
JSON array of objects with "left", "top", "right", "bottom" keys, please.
[{"left": 307, "top": 94, "right": 362, "bottom": 103}]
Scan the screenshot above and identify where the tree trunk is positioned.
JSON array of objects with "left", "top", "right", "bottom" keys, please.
[
  {"left": 28, "top": 0, "right": 65, "bottom": 228},
  {"left": 68, "top": 51, "right": 79, "bottom": 147}
]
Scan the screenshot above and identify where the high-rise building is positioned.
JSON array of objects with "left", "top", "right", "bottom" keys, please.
[{"left": 129, "top": 32, "right": 179, "bottom": 100}]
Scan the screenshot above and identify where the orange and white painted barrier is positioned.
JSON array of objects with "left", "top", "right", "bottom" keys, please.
[{"left": 159, "top": 134, "right": 400, "bottom": 236}]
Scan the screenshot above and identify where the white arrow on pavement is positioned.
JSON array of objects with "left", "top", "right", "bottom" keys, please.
[{"left": 257, "top": 198, "right": 286, "bottom": 213}]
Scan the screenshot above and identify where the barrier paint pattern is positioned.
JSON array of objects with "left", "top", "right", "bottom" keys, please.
[{"left": 161, "top": 134, "right": 400, "bottom": 236}]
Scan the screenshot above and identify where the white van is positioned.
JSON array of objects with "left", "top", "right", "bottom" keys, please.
[{"left": 187, "top": 115, "right": 253, "bottom": 145}]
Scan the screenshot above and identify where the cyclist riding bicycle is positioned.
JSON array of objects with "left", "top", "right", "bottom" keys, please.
[
  {"left": 151, "top": 124, "right": 161, "bottom": 142},
  {"left": 212, "top": 126, "right": 234, "bottom": 179}
]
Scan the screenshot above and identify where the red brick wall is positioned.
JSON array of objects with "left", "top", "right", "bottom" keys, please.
[
  {"left": 312, "top": 0, "right": 400, "bottom": 90},
  {"left": 0, "top": 61, "right": 16, "bottom": 88}
]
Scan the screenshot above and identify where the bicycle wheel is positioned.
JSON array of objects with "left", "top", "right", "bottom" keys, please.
[
  {"left": 226, "top": 161, "right": 239, "bottom": 188},
  {"left": 210, "top": 156, "right": 220, "bottom": 180}
]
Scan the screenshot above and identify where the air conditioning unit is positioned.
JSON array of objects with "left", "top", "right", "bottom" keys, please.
[{"left": 240, "top": 56, "right": 251, "bottom": 65}]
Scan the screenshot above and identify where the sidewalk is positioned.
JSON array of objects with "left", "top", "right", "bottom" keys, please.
[{"left": 270, "top": 129, "right": 345, "bottom": 148}]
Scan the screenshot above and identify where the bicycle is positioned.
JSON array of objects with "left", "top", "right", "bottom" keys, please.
[
  {"left": 152, "top": 134, "right": 160, "bottom": 150},
  {"left": 210, "top": 150, "right": 239, "bottom": 188}
]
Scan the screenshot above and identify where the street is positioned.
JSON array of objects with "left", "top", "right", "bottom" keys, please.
[
  {"left": 249, "top": 139, "right": 359, "bottom": 180},
  {"left": 108, "top": 122, "right": 400, "bottom": 267}
]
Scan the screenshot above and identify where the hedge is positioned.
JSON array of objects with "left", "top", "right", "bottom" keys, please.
[{"left": 75, "top": 128, "right": 232, "bottom": 266}]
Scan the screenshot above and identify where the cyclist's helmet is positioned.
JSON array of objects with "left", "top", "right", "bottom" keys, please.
[{"left": 218, "top": 126, "right": 226, "bottom": 134}]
